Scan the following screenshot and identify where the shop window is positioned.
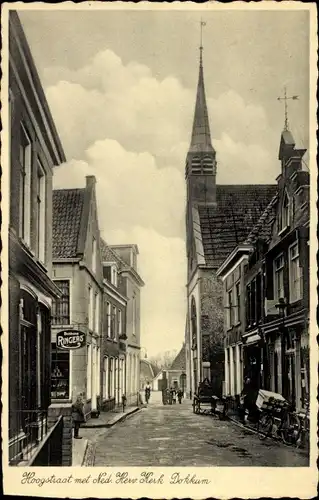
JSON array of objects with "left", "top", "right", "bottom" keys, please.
[
  {"left": 51, "top": 342, "right": 70, "bottom": 399},
  {"left": 52, "top": 280, "right": 70, "bottom": 325}
]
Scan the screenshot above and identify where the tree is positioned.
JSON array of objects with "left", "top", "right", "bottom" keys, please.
[{"left": 148, "top": 349, "right": 178, "bottom": 370}]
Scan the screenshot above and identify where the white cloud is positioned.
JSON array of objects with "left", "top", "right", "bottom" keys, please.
[
  {"left": 105, "top": 226, "right": 187, "bottom": 357},
  {"left": 46, "top": 48, "right": 275, "bottom": 183},
  {"left": 54, "top": 139, "right": 185, "bottom": 239}
]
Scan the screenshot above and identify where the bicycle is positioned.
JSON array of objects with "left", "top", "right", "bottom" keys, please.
[
  {"left": 257, "top": 398, "right": 300, "bottom": 445},
  {"left": 296, "top": 396, "right": 310, "bottom": 450}
]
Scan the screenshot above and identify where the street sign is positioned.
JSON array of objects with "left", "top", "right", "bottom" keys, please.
[{"left": 56, "top": 330, "right": 86, "bottom": 350}]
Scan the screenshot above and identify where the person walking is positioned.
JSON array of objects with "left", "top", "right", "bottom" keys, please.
[
  {"left": 144, "top": 381, "right": 151, "bottom": 404},
  {"left": 177, "top": 388, "right": 183, "bottom": 404},
  {"left": 72, "top": 393, "right": 85, "bottom": 439},
  {"left": 171, "top": 387, "right": 177, "bottom": 404}
]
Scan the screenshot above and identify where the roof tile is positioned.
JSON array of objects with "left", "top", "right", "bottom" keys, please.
[
  {"left": 52, "top": 189, "right": 85, "bottom": 259},
  {"left": 198, "top": 184, "right": 277, "bottom": 267}
]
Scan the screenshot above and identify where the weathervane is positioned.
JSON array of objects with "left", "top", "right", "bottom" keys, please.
[
  {"left": 200, "top": 19, "right": 206, "bottom": 63},
  {"left": 277, "top": 87, "right": 299, "bottom": 131}
]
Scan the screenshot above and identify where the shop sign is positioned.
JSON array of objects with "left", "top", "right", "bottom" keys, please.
[{"left": 56, "top": 330, "right": 86, "bottom": 350}]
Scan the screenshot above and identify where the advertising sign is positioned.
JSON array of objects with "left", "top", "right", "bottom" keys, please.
[{"left": 56, "top": 330, "right": 86, "bottom": 350}]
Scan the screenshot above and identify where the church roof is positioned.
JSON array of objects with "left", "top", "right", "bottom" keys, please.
[
  {"left": 197, "top": 184, "right": 277, "bottom": 268},
  {"left": 189, "top": 53, "right": 214, "bottom": 154},
  {"left": 170, "top": 344, "right": 186, "bottom": 371}
]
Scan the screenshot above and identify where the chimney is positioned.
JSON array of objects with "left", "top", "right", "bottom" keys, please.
[{"left": 86, "top": 175, "right": 96, "bottom": 188}]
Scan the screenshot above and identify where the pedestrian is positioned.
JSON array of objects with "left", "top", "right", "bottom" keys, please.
[
  {"left": 177, "top": 388, "right": 183, "bottom": 404},
  {"left": 72, "top": 393, "right": 85, "bottom": 439},
  {"left": 145, "top": 381, "right": 151, "bottom": 404},
  {"left": 171, "top": 387, "right": 177, "bottom": 404}
]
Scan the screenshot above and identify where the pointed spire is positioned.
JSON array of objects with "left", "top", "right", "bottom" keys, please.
[{"left": 189, "top": 24, "right": 214, "bottom": 154}]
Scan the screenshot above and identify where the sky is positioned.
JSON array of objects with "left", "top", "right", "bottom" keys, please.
[{"left": 18, "top": 6, "right": 310, "bottom": 357}]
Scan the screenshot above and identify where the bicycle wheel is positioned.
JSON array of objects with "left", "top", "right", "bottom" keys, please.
[
  {"left": 257, "top": 413, "right": 273, "bottom": 440},
  {"left": 281, "top": 412, "right": 301, "bottom": 445}
]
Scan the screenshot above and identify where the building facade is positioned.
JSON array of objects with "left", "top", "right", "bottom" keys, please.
[
  {"left": 100, "top": 240, "right": 127, "bottom": 411},
  {"left": 185, "top": 47, "right": 276, "bottom": 399},
  {"left": 217, "top": 128, "right": 310, "bottom": 413},
  {"left": 51, "top": 176, "right": 103, "bottom": 418},
  {"left": 263, "top": 129, "right": 309, "bottom": 411},
  {"left": 8, "top": 11, "right": 66, "bottom": 463},
  {"left": 110, "top": 245, "right": 144, "bottom": 406}
]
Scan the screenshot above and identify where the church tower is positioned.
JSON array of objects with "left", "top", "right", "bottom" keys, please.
[{"left": 185, "top": 46, "right": 217, "bottom": 207}]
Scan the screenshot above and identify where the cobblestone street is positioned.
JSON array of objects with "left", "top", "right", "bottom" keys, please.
[{"left": 93, "top": 392, "right": 309, "bottom": 467}]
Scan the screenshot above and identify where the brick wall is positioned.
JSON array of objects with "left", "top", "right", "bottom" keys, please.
[{"left": 48, "top": 403, "right": 72, "bottom": 466}]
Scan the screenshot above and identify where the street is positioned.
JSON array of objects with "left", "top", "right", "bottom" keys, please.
[{"left": 93, "top": 392, "right": 308, "bottom": 467}]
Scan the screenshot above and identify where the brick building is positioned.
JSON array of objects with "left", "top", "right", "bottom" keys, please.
[
  {"left": 185, "top": 46, "right": 276, "bottom": 398},
  {"left": 100, "top": 240, "right": 127, "bottom": 411},
  {"left": 109, "top": 245, "right": 144, "bottom": 406},
  {"left": 8, "top": 11, "right": 66, "bottom": 464},
  {"left": 217, "top": 127, "right": 310, "bottom": 412},
  {"left": 51, "top": 176, "right": 103, "bottom": 419},
  {"left": 263, "top": 129, "right": 309, "bottom": 410}
]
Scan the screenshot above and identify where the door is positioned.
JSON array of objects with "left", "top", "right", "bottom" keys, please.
[{"left": 21, "top": 325, "right": 37, "bottom": 437}]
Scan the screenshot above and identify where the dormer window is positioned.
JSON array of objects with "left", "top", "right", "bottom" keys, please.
[
  {"left": 103, "top": 262, "right": 118, "bottom": 286},
  {"left": 278, "top": 190, "right": 290, "bottom": 233}
]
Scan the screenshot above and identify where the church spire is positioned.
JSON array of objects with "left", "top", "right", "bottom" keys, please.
[{"left": 189, "top": 21, "right": 214, "bottom": 154}]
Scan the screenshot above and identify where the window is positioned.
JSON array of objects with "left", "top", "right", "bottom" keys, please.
[
  {"left": 95, "top": 292, "right": 100, "bottom": 333},
  {"left": 279, "top": 191, "right": 290, "bottom": 232},
  {"left": 88, "top": 286, "right": 94, "bottom": 330},
  {"left": 274, "top": 255, "right": 285, "bottom": 300},
  {"left": 37, "top": 159, "right": 46, "bottom": 262},
  {"left": 256, "top": 273, "right": 262, "bottom": 323},
  {"left": 87, "top": 344, "right": 92, "bottom": 400},
  {"left": 52, "top": 280, "right": 70, "bottom": 325},
  {"left": 251, "top": 279, "right": 256, "bottom": 325},
  {"left": 289, "top": 243, "right": 301, "bottom": 302},
  {"left": 103, "top": 357, "right": 109, "bottom": 399},
  {"left": 228, "top": 289, "right": 234, "bottom": 328},
  {"left": 103, "top": 265, "right": 111, "bottom": 282},
  {"left": 132, "top": 294, "right": 136, "bottom": 335},
  {"left": 235, "top": 282, "right": 240, "bottom": 324},
  {"left": 51, "top": 343, "right": 70, "bottom": 399},
  {"left": 112, "top": 266, "right": 118, "bottom": 287},
  {"left": 92, "top": 237, "right": 97, "bottom": 273},
  {"left": 112, "top": 306, "right": 117, "bottom": 340},
  {"left": 103, "top": 263, "right": 117, "bottom": 286},
  {"left": 19, "top": 124, "right": 32, "bottom": 245},
  {"left": 118, "top": 309, "right": 122, "bottom": 336},
  {"left": 106, "top": 302, "right": 111, "bottom": 337}
]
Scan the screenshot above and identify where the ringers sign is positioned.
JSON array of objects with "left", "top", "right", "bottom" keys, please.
[{"left": 56, "top": 330, "right": 86, "bottom": 350}]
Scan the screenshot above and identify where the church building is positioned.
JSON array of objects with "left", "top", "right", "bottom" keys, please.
[{"left": 185, "top": 44, "right": 277, "bottom": 398}]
